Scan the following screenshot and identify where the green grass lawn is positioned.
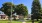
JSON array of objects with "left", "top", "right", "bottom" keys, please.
[
  {"left": 0, "top": 20, "right": 38, "bottom": 23},
  {"left": 0, "top": 20, "right": 22, "bottom": 23},
  {"left": 26, "top": 22, "right": 38, "bottom": 23}
]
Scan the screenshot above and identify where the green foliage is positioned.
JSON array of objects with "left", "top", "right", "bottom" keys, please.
[
  {"left": 40, "top": 8, "right": 42, "bottom": 14},
  {"left": 31, "top": 0, "right": 41, "bottom": 19},
  {"left": 1, "top": 2, "right": 15, "bottom": 16},
  {"left": 15, "top": 4, "right": 28, "bottom": 16},
  {"left": 39, "top": 8, "right": 42, "bottom": 19},
  {"left": 1, "top": 2, "right": 28, "bottom": 17}
]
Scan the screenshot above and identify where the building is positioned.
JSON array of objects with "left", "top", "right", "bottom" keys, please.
[
  {"left": 27, "top": 14, "right": 31, "bottom": 20},
  {"left": 13, "top": 13, "right": 19, "bottom": 19},
  {"left": 0, "top": 11, "right": 8, "bottom": 20}
]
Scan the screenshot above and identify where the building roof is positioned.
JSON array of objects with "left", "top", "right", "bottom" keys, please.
[
  {"left": 0, "top": 14, "right": 5, "bottom": 15},
  {"left": 0, "top": 11, "right": 5, "bottom": 15}
]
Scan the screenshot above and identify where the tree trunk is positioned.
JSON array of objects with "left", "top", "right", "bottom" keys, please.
[
  {"left": 37, "top": 18, "right": 39, "bottom": 21},
  {"left": 8, "top": 16, "right": 10, "bottom": 20},
  {"left": 32, "top": 19, "right": 34, "bottom": 23},
  {"left": 14, "top": 16, "right": 16, "bottom": 20}
]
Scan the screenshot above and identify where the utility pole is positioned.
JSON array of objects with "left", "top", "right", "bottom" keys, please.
[{"left": 10, "top": 0, "right": 13, "bottom": 23}]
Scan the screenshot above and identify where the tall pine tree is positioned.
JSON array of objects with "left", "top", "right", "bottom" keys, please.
[{"left": 31, "top": 0, "right": 41, "bottom": 21}]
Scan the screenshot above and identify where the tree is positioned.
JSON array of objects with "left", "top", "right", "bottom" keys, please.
[
  {"left": 1, "top": 2, "right": 15, "bottom": 20},
  {"left": 15, "top": 4, "right": 28, "bottom": 17},
  {"left": 31, "top": 0, "right": 41, "bottom": 23},
  {"left": 0, "top": 9, "right": 1, "bottom": 10},
  {"left": 39, "top": 8, "right": 42, "bottom": 23}
]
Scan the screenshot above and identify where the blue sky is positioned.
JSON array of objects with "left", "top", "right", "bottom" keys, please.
[{"left": 0, "top": 0, "right": 42, "bottom": 14}]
